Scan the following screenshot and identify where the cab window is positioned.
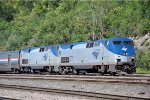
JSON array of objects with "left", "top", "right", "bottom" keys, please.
[
  {"left": 39, "top": 48, "right": 48, "bottom": 52},
  {"left": 39, "top": 48, "right": 45, "bottom": 52},
  {"left": 86, "top": 43, "right": 94, "bottom": 48},
  {"left": 28, "top": 49, "right": 31, "bottom": 53},
  {"left": 113, "top": 41, "right": 122, "bottom": 45},
  {"left": 123, "top": 41, "right": 133, "bottom": 45}
]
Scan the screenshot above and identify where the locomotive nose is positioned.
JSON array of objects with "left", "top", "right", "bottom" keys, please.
[
  {"left": 116, "top": 56, "right": 135, "bottom": 74},
  {"left": 116, "top": 56, "right": 135, "bottom": 65}
]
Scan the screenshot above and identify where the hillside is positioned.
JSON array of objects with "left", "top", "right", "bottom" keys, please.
[
  {"left": 0, "top": 0, "right": 150, "bottom": 51},
  {"left": 132, "top": 33, "right": 150, "bottom": 52},
  {"left": 131, "top": 33, "right": 150, "bottom": 69},
  {"left": 0, "top": 0, "right": 149, "bottom": 69}
]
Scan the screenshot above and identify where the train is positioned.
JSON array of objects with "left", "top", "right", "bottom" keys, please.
[{"left": 0, "top": 37, "right": 136, "bottom": 75}]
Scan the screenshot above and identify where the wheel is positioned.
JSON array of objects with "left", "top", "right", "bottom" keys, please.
[
  {"left": 76, "top": 69, "right": 80, "bottom": 75},
  {"left": 123, "top": 65, "right": 132, "bottom": 74},
  {"left": 110, "top": 72, "right": 116, "bottom": 76},
  {"left": 126, "top": 68, "right": 132, "bottom": 74},
  {"left": 100, "top": 72, "right": 104, "bottom": 76},
  {"left": 15, "top": 69, "right": 20, "bottom": 74},
  {"left": 24, "top": 67, "right": 32, "bottom": 73}
]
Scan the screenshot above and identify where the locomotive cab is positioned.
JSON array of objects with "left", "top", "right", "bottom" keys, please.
[{"left": 111, "top": 38, "right": 136, "bottom": 74}]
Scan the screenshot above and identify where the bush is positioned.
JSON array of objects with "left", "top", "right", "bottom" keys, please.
[{"left": 136, "top": 50, "right": 150, "bottom": 69}]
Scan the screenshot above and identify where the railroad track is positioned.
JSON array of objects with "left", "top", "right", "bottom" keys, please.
[
  {"left": 125, "top": 74, "right": 150, "bottom": 78},
  {"left": 0, "top": 84, "right": 149, "bottom": 100},
  {"left": 0, "top": 74, "right": 149, "bottom": 85},
  {"left": 0, "top": 97, "right": 19, "bottom": 100},
  {"left": 1, "top": 73, "right": 150, "bottom": 78}
]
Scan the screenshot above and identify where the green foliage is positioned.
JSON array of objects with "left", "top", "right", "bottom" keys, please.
[
  {"left": 136, "top": 50, "right": 150, "bottom": 69},
  {"left": 136, "top": 67, "right": 150, "bottom": 74},
  {"left": 0, "top": 0, "right": 150, "bottom": 51}
]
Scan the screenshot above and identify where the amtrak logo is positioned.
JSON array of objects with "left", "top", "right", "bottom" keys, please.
[
  {"left": 122, "top": 46, "right": 127, "bottom": 51},
  {"left": 43, "top": 53, "right": 48, "bottom": 61},
  {"left": 92, "top": 52, "right": 99, "bottom": 59}
]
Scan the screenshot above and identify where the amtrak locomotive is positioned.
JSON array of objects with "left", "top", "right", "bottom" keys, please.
[{"left": 0, "top": 37, "right": 136, "bottom": 75}]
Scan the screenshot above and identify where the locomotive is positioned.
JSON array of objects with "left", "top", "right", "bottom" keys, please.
[{"left": 0, "top": 37, "right": 136, "bottom": 75}]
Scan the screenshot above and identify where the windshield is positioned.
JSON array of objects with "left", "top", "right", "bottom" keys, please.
[
  {"left": 113, "top": 41, "right": 133, "bottom": 45},
  {"left": 113, "top": 41, "right": 122, "bottom": 45},
  {"left": 123, "top": 41, "right": 133, "bottom": 45}
]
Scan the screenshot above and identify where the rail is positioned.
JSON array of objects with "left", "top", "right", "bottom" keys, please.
[
  {"left": 0, "top": 84, "right": 149, "bottom": 100},
  {"left": 0, "top": 74, "right": 149, "bottom": 85}
]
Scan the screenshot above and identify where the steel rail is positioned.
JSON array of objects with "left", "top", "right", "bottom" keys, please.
[
  {"left": 0, "top": 74, "right": 150, "bottom": 81},
  {"left": 1, "top": 74, "right": 150, "bottom": 79},
  {"left": 0, "top": 84, "right": 149, "bottom": 100},
  {"left": 0, "top": 97, "right": 20, "bottom": 100},
  {"left": 0, "top": 74, "right": 150, "bottom": 85}
]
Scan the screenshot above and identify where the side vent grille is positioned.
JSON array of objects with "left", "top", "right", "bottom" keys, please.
[
  {"left": 61, "top": 57, "right": 69, "bottom": 63},
  {"left": 117, "top": 59, "right": 121, "bottom": 62}
]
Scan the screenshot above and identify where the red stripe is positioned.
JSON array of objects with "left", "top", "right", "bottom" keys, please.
[{"left": 0, "top": 58, "right": 19, "bottom": 60}]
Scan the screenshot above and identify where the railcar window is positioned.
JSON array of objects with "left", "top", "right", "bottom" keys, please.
[
  {"left": 113, "top": 41, "right": 122, "bottom": 44},
  {"left": 61, "top": 57, "right": 69, "bottom": 63},
  {"left": 124, "top": 41, "right": 133, "bottom": 45},
  {"left": 86, "top": 43, "right": 94, "bottom": 48}
]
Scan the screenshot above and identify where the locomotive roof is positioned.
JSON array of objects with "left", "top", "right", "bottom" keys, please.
[{"left": 21, "top": 37, "right": 132, "bottom": 51}]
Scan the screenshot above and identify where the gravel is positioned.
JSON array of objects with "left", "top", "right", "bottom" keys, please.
[
  {"left": 0, "top": 88, "right": 96, "bottom": 100},
  {"left": 0, "top": 79, "right": 150, "bottom": 99}
]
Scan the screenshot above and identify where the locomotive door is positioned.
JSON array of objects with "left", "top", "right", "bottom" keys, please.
[
  {"left": 101, "top": 47, "right": 104, "bottom": 64},
  {"left": 8, "top": 55, "right": 11, "bottom": 69},
  {"left": 100, "top": 46, "right": 106, "bottom": 73}
]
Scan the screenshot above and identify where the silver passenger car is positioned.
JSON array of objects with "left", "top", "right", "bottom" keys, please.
[{"left": 0, "top": 51, "right": 19, "bottom": 72}]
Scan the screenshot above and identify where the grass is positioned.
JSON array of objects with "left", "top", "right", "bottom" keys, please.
[{"left": 136, "top": 67, "right": 150, "bottom": 74}]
